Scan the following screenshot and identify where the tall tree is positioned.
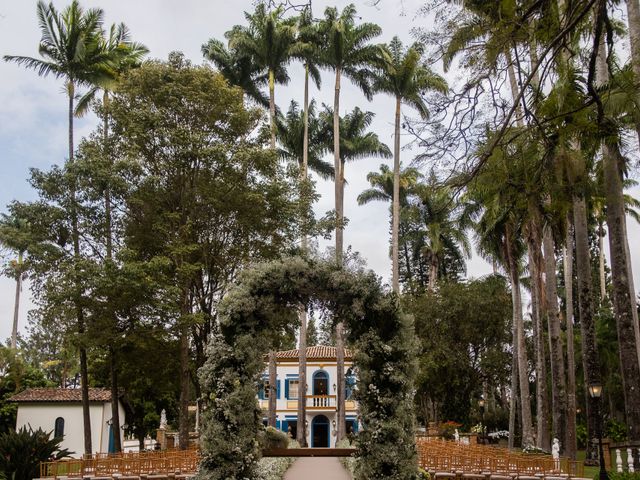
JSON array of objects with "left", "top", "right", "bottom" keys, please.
[
  {"left": 4, "top": 0, "right": 114, "bottom": 455},
  {"left": 228, "top": 4, "right": 299, "bottom": 148},
  {"left": 372, "top": 36, "right": 447, "bottom": 293}
]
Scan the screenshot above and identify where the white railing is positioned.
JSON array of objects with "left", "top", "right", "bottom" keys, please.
[{"left": 306, "top": 395, "right": 336, "bottom": 408}]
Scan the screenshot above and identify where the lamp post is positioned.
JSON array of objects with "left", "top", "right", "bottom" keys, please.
[{"left": 588, "top": 383, "right": 608, "bottom": 480}]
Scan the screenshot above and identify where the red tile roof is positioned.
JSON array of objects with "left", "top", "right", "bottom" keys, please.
[
  {"left": 275, "top": 345, "right": 352, "bottom": 361},
  {"left": 10, "top": 388, "right": 112, "bottom": 403}
]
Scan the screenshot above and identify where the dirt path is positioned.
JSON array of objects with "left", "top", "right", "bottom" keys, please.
[{"left": 283, "top": 457, "right": 352, "bottom": 480}]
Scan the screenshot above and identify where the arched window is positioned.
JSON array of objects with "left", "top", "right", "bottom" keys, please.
[{"left": 54, "top": 417, "right": 64, "bottom": 438}]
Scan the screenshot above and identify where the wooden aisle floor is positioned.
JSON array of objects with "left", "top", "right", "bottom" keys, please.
[{"left": 283, "top": 457, "right": 352, "bottom": 480}]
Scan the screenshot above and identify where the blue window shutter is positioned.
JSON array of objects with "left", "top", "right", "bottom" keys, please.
[
  {"left": 258, "top": 385, "right": 264, "bottom": 400},
  {"left": 276, "top": 419, "right": 281, "bottom": 430},
  {"left": 285, "top": 379, "right": 290, "bottom": 399},
  {"left": 282, "top": 420, "right": 288, "bottom": 433},
  {"left": 276, "top": 380, "right": 281, "bottom": 399}
]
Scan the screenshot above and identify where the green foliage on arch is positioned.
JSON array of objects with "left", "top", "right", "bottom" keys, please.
[{"left": 196, "top": 256, "right": 419, "bottom": 479}]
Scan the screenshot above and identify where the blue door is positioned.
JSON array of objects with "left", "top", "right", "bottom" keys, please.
[{"left": 311, "top": 415, "right": 330, "bottom": 447}]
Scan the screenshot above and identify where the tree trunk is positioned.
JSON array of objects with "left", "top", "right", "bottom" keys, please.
[
  {"left": 333, "top": 67, "right": 343, "bottom": 266},
  {"left": 269, "top": 69, "right": 276, "bottom": 149},
  {"left": 178, "top": 289, "right": 191, "bottom": 449},
  {"left": 598, "top": 221, "right": 607, "bottom": 301},
  {"left": 622, "top": 215, "right": 640, "bottom": 369},
  {"left": 542, "top": 226, "right": 568, "bottom": 454},
  {"left": 392, "top": 96, "right": 401, "bottom": 293},
  {"left": 268, "top": 351, "right": 277, "bottom": 427},
  {"left": 564, "top": 219, "right": 578, "bottom": 460},
  {"left": 11, "top": 252, "right": 22, "bottom": 350},
  {"left": 429, "top": 255, "right": 438, "bottom": 292},
  {"left": 598, "top": 43, "right": 640, "bottom": 442},
  {"left": 505, "top": 232, "right": 534, "bottom": 447},
  {"left": 528, "top": 236, "right": 550, "bottom": 451},
  {"left": 508, "top": 337, "right": 518, "bottom": 450},
  {"left": 625, "top": 0, "right": 640, "bottom": 144},
  {"left": 336, "top": 321, "right": 346, "bottom": 443},
  {"left": 572, "top": 194, "right": 602, "bottom": 462},
  {"left": 297, "top": 311, "right": 307, "bottom": 446},
  {"left": 68, "top": 84, "right": 93, "bottom": 456},
  {"left": 109, "top": 345, "right": 122, "bottom": 453}
]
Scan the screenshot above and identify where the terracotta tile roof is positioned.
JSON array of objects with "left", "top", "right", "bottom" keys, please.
[
  {"left": 10, "top": 388, "right": 112, "bottom": 403},
  {"left": 275, "top": 345, "right": 352, "bottom": 361}
]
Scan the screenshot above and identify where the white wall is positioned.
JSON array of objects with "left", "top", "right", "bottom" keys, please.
[{"left": 16, "top": 402, "right": 125, "bottom": 457}]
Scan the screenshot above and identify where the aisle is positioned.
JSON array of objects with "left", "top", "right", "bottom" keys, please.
[{"left": 283, "top": 457, "right": 352, "bottom": 480}]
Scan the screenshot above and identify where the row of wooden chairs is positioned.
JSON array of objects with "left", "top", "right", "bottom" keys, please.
[
  {"left": 416, "top": 439, "right": 584, "bottom": 478},
  {"left": 40, "top": 449, "right": 199, "bottom": 478}
]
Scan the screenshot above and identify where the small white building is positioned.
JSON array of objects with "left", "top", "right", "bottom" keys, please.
[
  {"left": 11, "top": 388, "right": 125, "bottom": 457},
  {"left": 259, "top": 346, "right": 359, "bottom": 447}
]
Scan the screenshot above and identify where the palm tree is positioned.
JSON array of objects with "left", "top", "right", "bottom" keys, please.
[
  {"left": 317, "top": 4, "right": 382, "bottom": 268},
  {"left": 201, "top": 38, "right": 269, "bottom": 108},
  {"left": 4, "top": 0, "right": 113, "bottom": 455},
  {"left": 359, "top": 164, "right": 422, "bottom": 289},
  {"left": 278, "top": 100, "right": 334, "bottom": 180},
  {"left": 372, "top": 37, "right": 447, "bottom": 292},
  {"left": 228, "top": 5, "right": 299, "bottom": 148},
  {"left": 413, "top": 177, "right": 471, "bottom": 291},
  {"left": 321, "top": 106, "right": 390, "bottom": 441},
  {"left": 0, "top": 214, "right": 31, "bottom": 350}
]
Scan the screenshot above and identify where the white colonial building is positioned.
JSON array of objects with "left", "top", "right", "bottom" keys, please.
[
  {"left": 11, "top": 388, "right": 125, "bottom": 457},
  {"left": 259, "top": 346, "right": 359, "bottom": 447}
]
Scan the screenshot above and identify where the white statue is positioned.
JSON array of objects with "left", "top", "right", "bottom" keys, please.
[
  {"left": 159, "top": 409, "right": 167, "bottom": 430},
  {"left": 454, "top": 429, "right": 460, "bottom": 443},
  {"left": 616, "top": 449, "right": 623, "bottom": 473},
  {"left": 552, "top": 438, "right": 561, "bottom": 470},
  {"left": 628, "top": 448, "right": 635, "bottom": 473},
  {"left": 462, "top": 436, "right": 470, "bottom": 445}
]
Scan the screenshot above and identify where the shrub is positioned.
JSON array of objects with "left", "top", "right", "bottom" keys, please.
[
  {"left": 596, "top": 473, "right": 640, "bottom": 480},
  {"left": 418, "top": 468, "right": 430, "bottom": 480},
  {"left": 259, "top": 427, "right": 289, "bottom": 450},
  {"left": 255, "top": 457, "right": 295, "bottom": 480},
  {"left": 439, "top": 421, "right": 462, "bottom": 440},
  {"left": 337, "top": 439, "right": 357, "bottom": 475},
  {"left": 0, "top": 426, "right": 71, "bottom": 480},
  {"left": 605, "top": 419, "right": 629, "bottom": 443}
]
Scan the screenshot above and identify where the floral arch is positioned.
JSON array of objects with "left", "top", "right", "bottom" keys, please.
[{"left": 196, "top": 256, "right": 419, "bottom": 480}]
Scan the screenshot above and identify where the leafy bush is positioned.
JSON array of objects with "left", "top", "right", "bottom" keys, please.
[
  {"left": 605, "top": 419, "right": 629, "bottom": 442},
  {"left": 577, "top": 422, "right": 588, "bottom": 449},
  {"left": 337, "top": 439, "right": 357, "bottom": 475},
  {"left": 0, "top": 426, "right": 71, "bottom": 480},
  {"left": 439, "top": 421, "right": 462, "bottom": 440},
  {"left": 259, "top": 427, "right": 289, "bottom": 450},
  {"left": 596, "top": 473, "right": 640, "bottom": 480},
  {"left": 418, "top": 468, "right": 430, "bottom": 480},
  {"left": 255, "top": 456, "right": 295, "bottom": 480}
]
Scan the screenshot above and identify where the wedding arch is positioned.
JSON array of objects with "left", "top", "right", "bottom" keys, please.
[{"left": 196, "top": 256, "right": 419, "bottom": 480}]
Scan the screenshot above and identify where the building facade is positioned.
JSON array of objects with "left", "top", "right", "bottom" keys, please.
[
  {"left": 259, "top": 346, "right": 358, "bottom": 448},
  {"left": 11, "top": 388, "right": 125, "bottom": 457}
]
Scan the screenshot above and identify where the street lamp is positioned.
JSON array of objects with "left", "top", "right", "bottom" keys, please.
[{"left": 588, "top": 383, "right": 608, "bottom": 480}]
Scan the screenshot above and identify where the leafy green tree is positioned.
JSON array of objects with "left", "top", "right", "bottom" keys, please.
[
  {"left": 372, "top": 36, "right": 447, "bottom": 292},
  {"left": 109, "top": 53, "right": 300, "bottom": 447},
  {"left": 4, "top": 1, "right": 116, "bottom": 455}
]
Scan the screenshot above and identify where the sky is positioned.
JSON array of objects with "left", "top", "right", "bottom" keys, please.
[{"left": 1, "top": 0, "right": 639, "bottom": 343}]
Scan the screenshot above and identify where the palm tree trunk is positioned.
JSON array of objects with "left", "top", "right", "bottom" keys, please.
[
  {"left": 564, "top": 219, "right": 577, "bottom": 460},
  {"left": 572, "top": 194, "right": 602, "bottom": 462},
  {"left": 622, "top": 216, "right": 640, "bottom": 368},
  {"left": 598, "top": 221, "right": 607, "bottom": 301},
  {"left": 68, "top": 83, "right": 93, "bottom": 456},
  {"left": 334, "top": 67, "right": 343, "bottom": 266},
  {"left": 268, "top": 351, "right": 277, "bottom": 427},
  {"left": 109, "top": 345, "right": 122, "bottom": 453},
  {"left": 598, "top": 44, "right": 640, "bottom": 442},
  {"left": 103, "top": 90, "right": 121, "bottom": 453},
  {"left": 336, "top": 321, "right": 346, "bottom": 442},
  {"left": 11, "top": 252, "right": 22, "bottom": 350},
  {"left": 178, "top": 286, "right": 191, "bottom": 449},
  {"left": 542, "top": 226, "right": 568, "bottom": 453},
  {"left": 296, "top": 62, "right": 310, "bottom": 448},
  {"left": 429, "top": 255, "right": 438, "bottom": 292},
  {"left": 269, "top": 69, "right": 276, "bottom": 149},
  {"left": 392, "top": 96, "right": 401, "bottom": 293},
  {"left": 508, "top": 334, "right": 518, "bottom": 450},
  {"left": 528, "top": 236, "right": 550, "bottom": 451},
  {"left": 624, "top": 0, "right": 640, "bottom": 143},
  {"left": 297, "top": 312, "right": 307, "bottom": 446},
  {"left": 505, "top": 231, "right": 534, "bottom": 447}
]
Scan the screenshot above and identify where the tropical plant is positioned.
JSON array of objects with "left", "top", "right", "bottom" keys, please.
[
  {"left": 0, "top": 426, "right": 71, "bottom": 480},
  {"left": 372, "top": 36, "right": 447, "bottom": 292}
]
